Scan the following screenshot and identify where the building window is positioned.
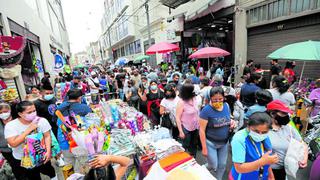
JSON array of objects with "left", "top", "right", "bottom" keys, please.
[
  {"left": 134, "top": 40, "right": 141, "bottom": 53},
  {"left": 129, "top": 42, "right": 134, "bottom": 55},
  {"left": 248, "top": 0, "right": 318, "bottom": 25},
  {"left": 125, "top": 44, "right": 130, "bottom": 55},
  {"left": 120, "top": 46, "right": 125, "bottom": 56}
]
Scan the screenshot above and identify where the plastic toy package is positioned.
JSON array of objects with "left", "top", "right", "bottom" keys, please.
[{"left": 21, "top": 131, "right": 61, "bottom": 169}]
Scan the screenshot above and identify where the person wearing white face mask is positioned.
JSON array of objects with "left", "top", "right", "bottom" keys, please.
[
  {"left": 0, "top": 103, "right": 25, "bottom": 179},
  {"left": 4, "top": 101, "right": 57, "bottom": 180},
  {"left": 34, "top": 85, "right": 58, "bottom": 137},
  {"left": 231, "top": 112, "right": 278, "bottom": 180}
]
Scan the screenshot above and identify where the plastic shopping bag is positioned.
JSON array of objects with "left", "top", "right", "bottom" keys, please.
[{"left": 284, "top": 136, "right": 304, "bottom": 178}]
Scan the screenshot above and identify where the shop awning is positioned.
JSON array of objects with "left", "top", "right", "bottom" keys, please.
[
  {"left": 160, "top": 0, "right": 192, "bottom": 9},
  {"left": 167, "top": 0, "right": 234, "bottom": 22}
]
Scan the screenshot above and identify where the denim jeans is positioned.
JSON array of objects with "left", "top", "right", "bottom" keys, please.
[
  {"left": 206, "top": 139, "right": 228, "bottom": 180},
  {"left": 118, "top": 88, "right": 124, "bottom": 101}
]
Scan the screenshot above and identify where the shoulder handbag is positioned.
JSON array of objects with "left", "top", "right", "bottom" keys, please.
[
  {"left": 160, "top": 114, "right": 172, "bottom": 129},
  {"left": 284, "top": 127, "right": 305, "bottom": 178}
]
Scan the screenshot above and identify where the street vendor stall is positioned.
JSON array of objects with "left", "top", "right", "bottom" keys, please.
[{"left": 58, "top": 99, "right": 213, "bottom": 180}]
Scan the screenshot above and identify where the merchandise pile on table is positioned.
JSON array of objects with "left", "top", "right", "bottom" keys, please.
[{"left": 62, "top": 99, "right": 214, "bottom": 180}]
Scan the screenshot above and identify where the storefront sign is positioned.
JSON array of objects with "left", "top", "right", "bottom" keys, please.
[
  {"left": 54, "top": 54, "right": 64, "bottom": 70},
  {"left": 50, "top": 35, "right": 63, "bottom": 49}
]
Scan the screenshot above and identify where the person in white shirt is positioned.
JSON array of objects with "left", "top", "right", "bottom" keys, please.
[
  {"left": 160, "top": 84, "right": 180, "bottom": 139},
  {"left": 268, "top": 75, "right": 295, "bottom": 107},
  {"left": 5, "top": 101, "right": 57, "bottom": 180}
]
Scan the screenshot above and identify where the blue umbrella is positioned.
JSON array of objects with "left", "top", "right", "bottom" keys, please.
[{"left": 115, "top": 57, "right": 128, "bottom": 66}]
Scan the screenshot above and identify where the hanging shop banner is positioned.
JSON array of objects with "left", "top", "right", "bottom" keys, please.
[
  {"left": 64, "top": 65, "right": 71, "bottom": 74},
  {"left": 54, "top": 54, "right": 64, "bottom": 70},
  {"left": 0, "top": 36, "right": 27, "bottom": 68}
]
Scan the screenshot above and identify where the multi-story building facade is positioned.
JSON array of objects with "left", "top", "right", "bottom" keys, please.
[
  {"left": 0, "top": 0, "right": 70, "bottom": 98},
  {"left": 87, "top": 41, "right": 102, "bottom": 65},
  {"left": 99, "top": 0, "right": 235, "bottom": 67},
  {"left": 235, "top": 0, "right": 320, "bottom": 82},
  {"left": 100, "top": 0, "right": 181, "bottom": 66}
]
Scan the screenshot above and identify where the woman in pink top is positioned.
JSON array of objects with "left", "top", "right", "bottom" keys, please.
[{"left": 176, "top": 83, "right": 199, "bottom": 156}]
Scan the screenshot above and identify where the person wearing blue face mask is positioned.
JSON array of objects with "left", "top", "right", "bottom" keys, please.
[
  {"left": 34, "top": 85, "right": 58, "bottom": 137},
  {"left": 230, "top": 112, "right": 279, "bottom": 180}
]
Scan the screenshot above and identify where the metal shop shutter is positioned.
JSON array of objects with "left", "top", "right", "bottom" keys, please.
[{"left": 247, "top": 24, "right": 320, "bottom": 79}]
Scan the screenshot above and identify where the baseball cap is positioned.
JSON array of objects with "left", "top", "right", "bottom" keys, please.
[{"left": 267, "top": 100, "right": 293, "bottom": 114}]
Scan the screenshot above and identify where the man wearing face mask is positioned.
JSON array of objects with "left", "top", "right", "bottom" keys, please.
[
  {"left": 34, "top": 85, "right": 58, "bottom": 137},
  {"left": 267, "top": 100, "right": 308, "bottom": 180}
]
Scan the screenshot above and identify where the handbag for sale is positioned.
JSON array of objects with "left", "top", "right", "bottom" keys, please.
[
  {"left": 284, "top": 128, "right": 305, "bottom": 178},
  {"left": 21, "top": 130, "right": 61, "bottom": 169}
]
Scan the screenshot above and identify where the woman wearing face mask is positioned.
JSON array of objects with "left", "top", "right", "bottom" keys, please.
[
  {"left": 160, "top": 84, "right": 180, "bottom": 139},
  {"left": 0, "top": 103, "right": 24, "bottom": 179},
  {"left": 231, "top": 112, "right": 278, "bottom": 180},
  {"left": 199, "top": 87, "right": 235, "bottom": 180},
  {"left": 146, "top": 80, "right": 164, "bottom": 126},
  {"left": 4, "top": 101, "right": 57, "bottom": 180},
  {"left": 266, "top": 100, "right": 308, "bottom": 180},
  {"left": 176, "top": 83, "right": 199, "bottom": 157}
]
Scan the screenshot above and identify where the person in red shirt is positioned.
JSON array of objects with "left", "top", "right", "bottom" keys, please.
[
  {"left": 158, "top": 78, "right": 167, "bottom": 92},
  {"left": 282, "top": 61, "right": 296, "bottom": 85}
]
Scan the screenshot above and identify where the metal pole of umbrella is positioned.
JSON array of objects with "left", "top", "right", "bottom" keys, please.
[{"left": 298, "top": 61, "right": 306, "bottom": 86}]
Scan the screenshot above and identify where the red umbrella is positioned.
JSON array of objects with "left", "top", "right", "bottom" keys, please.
[
  {"left": 188, "top": 47, "right": 230, "bottom": 59},
  {"left": 146, "top": 42, "right": 179, "bottom": 55}
]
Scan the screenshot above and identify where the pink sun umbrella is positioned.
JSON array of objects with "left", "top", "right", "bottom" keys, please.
[
  {"left": 146, "top": 42, "right": 180, "bottom": 55},
  {"left": 188, "top": 47, "right": 230, "bottom": 59}
]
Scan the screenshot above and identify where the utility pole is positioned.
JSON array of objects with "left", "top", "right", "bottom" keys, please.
[
  {"left": 145, "top": 0, "right": 153, "bottom": 66},
  {"left": 107, "top": 28, "right": 113, "bottom": 63},
  {"left": 98, "top": 40, "right": 104, "bottom": 64}
]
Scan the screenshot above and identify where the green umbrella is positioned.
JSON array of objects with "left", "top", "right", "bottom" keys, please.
[
  {"left": 134, "top": 55, "right": 150, "bottom": 64},
  {"left": 267, "top": 40, "right": 320, "bottom": 85},
  {"left": 267, "top": 40, "right": 320, "bottom": 60}
]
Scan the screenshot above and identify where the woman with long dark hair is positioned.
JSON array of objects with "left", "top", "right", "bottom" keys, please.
[
  {"left": 176, "top": 83, "right": 199, "bottom": 156},
  {"left": 268, "top": 76, "right": 295, "bottom": 106},
  {"left": 160, "top": 84, "right": 180, "bottom": 139},
  {"left": 4, "top": 101, "right": 56, "bottom": 180}
]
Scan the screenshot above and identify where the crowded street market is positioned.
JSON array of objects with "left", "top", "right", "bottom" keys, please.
[{"left": 1, "top": 0, "right": 320, "bottom": 180}]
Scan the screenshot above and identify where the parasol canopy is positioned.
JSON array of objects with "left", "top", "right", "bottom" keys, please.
[
  {"left": 267, "top": 40, "right": 320, "bottom": 85},
  {"left": 188, "top": 47, "right": 230, "bottom": 59},
  {"left": 115, "top": 57, "right": 129, "bottom": 66},
  {"left": 146, "top": 42, "right": 179, "bottom": 55}
]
